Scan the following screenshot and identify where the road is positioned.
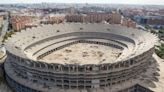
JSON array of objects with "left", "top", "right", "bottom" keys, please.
[
  {"left": 0, "top": 16, "right": 9, "bottom": 45},
  {"left": 0, "top": 16, "right": 11, "bottom": 92}
]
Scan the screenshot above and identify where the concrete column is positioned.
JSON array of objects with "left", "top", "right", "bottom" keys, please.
[
  {"left": 68, "top": 65, "right": 71, "bottom": 89},
  {"left": 44, "top": 63, "right": 48, "bottom": 70},
  {"left": 84, "top": 65, "right": 86, "bottom": 89},
  {"left": 76, "top": 65, "right": 78, "bottom": 88}
]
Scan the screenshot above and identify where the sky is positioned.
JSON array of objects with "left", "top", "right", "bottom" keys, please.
[{"left": 0, "top": 0, "right": 164, "bottom": 5}]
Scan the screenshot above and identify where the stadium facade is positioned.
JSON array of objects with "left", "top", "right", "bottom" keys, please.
[{"left": 4, "top": 23, "right": 157, "bottom": 92}]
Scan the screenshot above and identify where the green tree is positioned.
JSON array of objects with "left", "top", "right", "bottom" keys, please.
[
  {"left": 145, "top": 24, "right": 151, "bottom": 29},
  {"left": 156, "top": 43, "right": 164, "bottom": 59},
  {"left": 2, "top": 31, "right": 15, "bottom": 42}
]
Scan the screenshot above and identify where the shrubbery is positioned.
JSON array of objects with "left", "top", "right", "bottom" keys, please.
[
  {"left": 2, "top": 31, "right": 15, "bottom": 42},
  {"left": 155, "top": 43, "right": 164, "bottom": 59}
]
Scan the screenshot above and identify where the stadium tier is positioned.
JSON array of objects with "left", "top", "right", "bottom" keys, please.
[{"left": 4, "top": 23, "right": 157, "bottom": 92}]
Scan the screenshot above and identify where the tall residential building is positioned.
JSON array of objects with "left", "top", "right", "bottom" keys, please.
[{"left": 11, "top": 16, "right": 33, "bottom": 31}]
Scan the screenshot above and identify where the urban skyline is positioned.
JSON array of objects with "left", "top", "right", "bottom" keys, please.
[{"left": 0, "top": 0, "right": 164, "bottom": 5}]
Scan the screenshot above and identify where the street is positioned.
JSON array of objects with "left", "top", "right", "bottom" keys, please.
[{"left": 0, "top": 16, "right": 9, "bottom": 45}]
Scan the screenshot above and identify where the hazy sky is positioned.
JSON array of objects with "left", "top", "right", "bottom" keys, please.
[{"left": 0, "top": 0, "right": 164, "bottom": 5}]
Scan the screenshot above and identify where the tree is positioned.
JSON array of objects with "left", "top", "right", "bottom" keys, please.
[
  {"left": 145, "top": 24, "right": 151, "bottom": 29},
  {"left": 155, "top": 43, "right": 164, "bottom": 59},
  {"left": 2, "top": 31, "right": 15, "bottom": 42}
]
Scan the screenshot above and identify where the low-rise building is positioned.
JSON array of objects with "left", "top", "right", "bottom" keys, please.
[
  {"left": 134, "top": 15, "right": 164, "bottom": 26},
  {"left": 41, "top": 14, "right": 66, "bottom": 24},
  {"left": 121, "top": 18, "right": 136, "bottom": 28}
]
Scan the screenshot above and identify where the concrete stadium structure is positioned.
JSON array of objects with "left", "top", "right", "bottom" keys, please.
[{"left": 4, "top": 23, "right": 157, "bottom": 92}]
